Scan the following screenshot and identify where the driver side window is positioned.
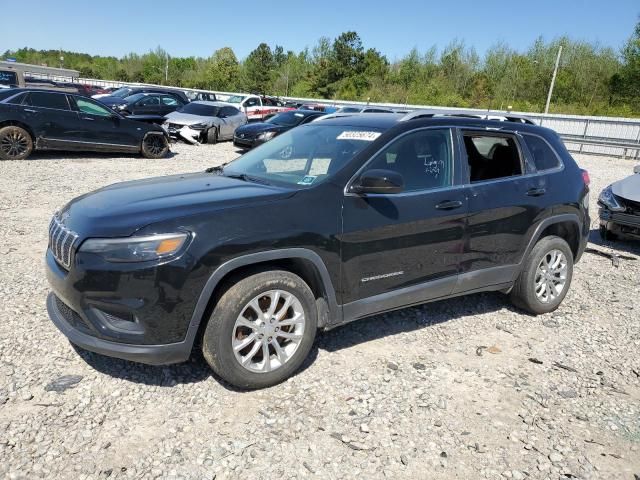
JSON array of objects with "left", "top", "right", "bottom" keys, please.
[
  {"left": 139, "top": 96, "right": 160, "bottom": 106},
  {"left": 363, "top": 129, "right": 454, "bottom": 191}
]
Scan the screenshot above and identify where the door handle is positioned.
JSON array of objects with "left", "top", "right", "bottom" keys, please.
[
  {"left": 24, "top": 108, "right": 37, "bottom": 113},
  {"left": 526, "top": 187, "right": 546, "bottom": 197},
  {"left": 435, "top": 200, "right": 463, "bottom": 210},
  {"left": 80, "top": 116, "right": 95, "bottom": 121}
]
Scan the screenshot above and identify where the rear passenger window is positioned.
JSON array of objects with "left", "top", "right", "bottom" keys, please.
[
  {"left": 523, "top": 135, "right": 560, "bottom": 171},
  {"left": 463, "top": 134, "right": 522, "bottom": 183},
  {"left": 25, "top": 92, "right": 70, "bottom": 110}
]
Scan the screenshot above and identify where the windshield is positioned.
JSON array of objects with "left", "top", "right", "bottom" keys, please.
[
  {"left": 177, "top": 103, "right": 219, "bottom": 116},
  {"left": 111, "top": 87, "right": 134, "bottom": 98},
  {"left": 223, "top": 125, "right": 381, "bottom": 187},
  {"left": 0, "top": 71, "right": 18, "bottom": 86},
  {"left": 225, "top": 95, "right": 245, "bottom": 104},
  {"left": 266, "top": 111, "right": 306, "bottom": 127}
]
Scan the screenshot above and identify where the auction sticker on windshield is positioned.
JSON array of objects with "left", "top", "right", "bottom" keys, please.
[{"left": 337, "top": 131, "right": 381, "bottom": 141}]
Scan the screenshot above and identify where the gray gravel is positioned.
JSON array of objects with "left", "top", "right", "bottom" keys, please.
[{"left": 0, "top": 142, "right": 639, "bottom": 479}]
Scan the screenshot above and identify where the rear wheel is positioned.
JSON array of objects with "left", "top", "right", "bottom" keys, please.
[
  {"left": 510, "top": 235, "right": 574, "bottom": 315},
  {"left": 202, "top": 270, "right": 317, "bottom": 389},
  {"left": 141, "top": 134, "right": 169, "bottom": 159},
  {"left": 0, "top": 126, "right": 33, "bottom": 160}
]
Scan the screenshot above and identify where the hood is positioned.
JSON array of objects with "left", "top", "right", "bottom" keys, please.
[
  {"left": 612, "top": 173, "right": 640, "bottom": 203},
  {"left": 58, "top": 172, "right": 295, "bottom": 238},
  {"left": 164, "top": 111, "right": 213, "bottom": 126},
  {"left": 235, "top": 122, "right": 283, "bottom": 138}
]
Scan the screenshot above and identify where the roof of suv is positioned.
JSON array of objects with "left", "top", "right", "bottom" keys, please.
[{"left": 317, "top": 111, "right": 542, "bottom": 132}]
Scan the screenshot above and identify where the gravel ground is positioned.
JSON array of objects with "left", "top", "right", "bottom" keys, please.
[{"left": 0, "top": 142, "right": 639, "bottom": 480}]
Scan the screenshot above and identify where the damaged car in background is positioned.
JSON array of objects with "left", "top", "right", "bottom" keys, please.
[
  {"left": 163, "top": 101, "right": 247, "bottom": 144},
  {"left": 598, "top": 164, "right": 640, "bottom": 240},
  {"left": 233, "top": 109, "right": 325, "bottom": 150}
]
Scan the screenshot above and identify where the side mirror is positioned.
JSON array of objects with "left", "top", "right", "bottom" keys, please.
[
  {"left": 634, "top": 164, "right": 640, "bottom": 174},
  {"left": 350, "top": 169, "right": 404, "bottom": 195}
]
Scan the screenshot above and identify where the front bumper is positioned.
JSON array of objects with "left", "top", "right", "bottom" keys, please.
[
  {"left": 233, "top": 135, "right": 264, "bottom": 149},
  {"left": 47, "top": 293, "right": 192, "bottom": 365},
  {"left": 599, "top": 207, "right": 640, "bottom": 237},
  {"left": 45, "top": 248, "right": 202, "bottom": 365}
]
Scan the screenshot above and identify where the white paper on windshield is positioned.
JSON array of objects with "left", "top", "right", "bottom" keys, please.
[{"left": 337, "top": 131, "right": 381, "bottom": 141}]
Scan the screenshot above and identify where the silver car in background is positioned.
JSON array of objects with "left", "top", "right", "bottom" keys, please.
[{"left": 163, "top": 101, "right": 247, "bottom": 144}]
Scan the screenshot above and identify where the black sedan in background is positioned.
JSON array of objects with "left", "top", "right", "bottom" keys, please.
[
  {"left": 96, "top": 86, "right": 190, "bottom": 107},
  {"left": 0, "top": 89, "right": 169, "bottom": 160},
  {"left": 233, "top": 109, "right": 324, "bottom": 149},
  {"left": 109, "top": 92, "right": 187, "bottom": 119}
]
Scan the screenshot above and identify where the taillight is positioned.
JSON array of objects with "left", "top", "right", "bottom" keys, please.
[{"left": 581, "top": 169, "right": 590, "bottom": 186}]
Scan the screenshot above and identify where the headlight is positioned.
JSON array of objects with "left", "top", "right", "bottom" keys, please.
[
  {"left": 257, "top": 131, "right": 277, "bottom": 141},
  {"left": 189, "top": 123, "right": 208, "bottom": 130},
  {"left": 79, "top": 232, "right": 189, "bottom": 263},
  {"left": 598, "top": 185, "right": 625, "bottom": 212}
]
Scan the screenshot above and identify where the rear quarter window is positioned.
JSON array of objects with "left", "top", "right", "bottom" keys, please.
[{"left": 523, "top": 135, "right": 561, "bottom": 171}]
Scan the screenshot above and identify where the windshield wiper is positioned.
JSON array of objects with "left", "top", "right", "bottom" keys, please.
[{"left": 224, "top": 172, "right": 272, "bottom": 185}]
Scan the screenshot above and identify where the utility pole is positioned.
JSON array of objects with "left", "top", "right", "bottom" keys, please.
[
  {"left": 544, "top": 46, "right": 562, "bottom": 114},
  {"left": 165, "top": 54, "right": 169, "bottom": 84}
]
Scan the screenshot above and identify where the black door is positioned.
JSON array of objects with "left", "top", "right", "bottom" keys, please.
[
  {"left": 72, "top": 96, "right": 140, "bottom": 148},
  {"left": 458, "top": 130, "right": 546, "bottom": 289},
  {"left": 340, "top": 128, "right": 467, "bottom": 316},
  {"left": 129, "top": 95, "right": 161, "bottom": 115},
  {"left": 21, "top": 91, "right": 82, "bottom": 147}
]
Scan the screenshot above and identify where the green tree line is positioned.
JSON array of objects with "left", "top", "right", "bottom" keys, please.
[{"left": 4, "top": 20, "right": 640, "bottom": 117}]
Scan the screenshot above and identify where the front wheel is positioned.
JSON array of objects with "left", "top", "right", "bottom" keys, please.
[
  {"left": 202, "top": 270, "right": 317, "bottom": 389},
  {"left": 0, "top": 125, "right": 33, "bottom": 160},
  {"left": 141, "top": 134, "right": 169, "bottom": 159},
  {"left": 206, "top": 127, "right": 218, "bottom": 144},
  {"left": 510, "top": 235, "right": 574, "bottom": 315}
]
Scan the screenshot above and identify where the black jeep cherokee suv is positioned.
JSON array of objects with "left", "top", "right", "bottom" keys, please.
[{"left": 46, "top": 112, "right": 590, "bottom": 389}]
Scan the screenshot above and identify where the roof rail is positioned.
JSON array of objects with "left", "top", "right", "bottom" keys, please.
[{"left": 399, "top": 109, "right": 536, "bottom": 125}]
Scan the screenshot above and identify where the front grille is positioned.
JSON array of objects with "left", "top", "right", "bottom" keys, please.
[
  {"left": 621, "top": 197, "right": 640, "bottom": 216},
  {"left": 48, "top": 215, "right": 79, "bottom": 269}
]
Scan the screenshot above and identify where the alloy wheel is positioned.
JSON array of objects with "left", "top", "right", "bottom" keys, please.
[
  {"left": 0, "top": 130, "right": 29, "bottom": 158},
  {"left": 534, "top": 249, "right": 568, "bottom": 303},
  {"left": 231, "top": 290, "right": 305, "bottom": 373},
  {"left": 144, "top": 135, "right": 166, "bottom": 156}
]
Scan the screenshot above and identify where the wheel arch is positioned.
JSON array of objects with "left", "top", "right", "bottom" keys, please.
[
  {"left": 185, "top": 249, "right": 339, "bottom": 352},
  {"left": 0, "top": 120, "right": 36, "bottom": 142},
  {"left": 521, "top": 214, "right": 583, "bottom": 263}
]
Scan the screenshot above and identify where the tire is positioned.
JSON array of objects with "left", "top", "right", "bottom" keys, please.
[
  {"left": 0, "top": 125, "right": 33, "bottom": 160},
  {"left": 141, "top": 134, "right": 169, "bottom": 159},
  {"left": 202, "top": 270, "right": 317, "bottom": 389},
  {"left": 206, "top": 127, "right": 218, "bottom": 144},
  {"left": 599, "top": 225, "right": 617, "bottom": 241},
  {"left": 510, "top": 235, "right": 574, "bottom": 315}
]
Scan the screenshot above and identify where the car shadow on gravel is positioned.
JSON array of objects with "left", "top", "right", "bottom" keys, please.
[
  {"left": 25, "top": 150, "right": 178, "bottom": 161},
  {"left": 72, "top": 340, "right": 320, "bottom": 392},
  {"left": 317, "top": 291, "right": 517, "bottom": 353},
  {"left": 587, "top": 229, "right": 640, "bottom": 257}
]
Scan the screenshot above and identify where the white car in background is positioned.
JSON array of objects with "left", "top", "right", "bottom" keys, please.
[
  {"left": 224, "top": 94, "right": 292, "bottom": 121},
  {"left": 163, "top": 101, "right": 247, "bottom": 144}
]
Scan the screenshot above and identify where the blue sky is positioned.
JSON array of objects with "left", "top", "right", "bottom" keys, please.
[{"left": 1, "top": 0, "right": 638, "bottom": 60}]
